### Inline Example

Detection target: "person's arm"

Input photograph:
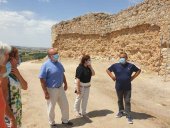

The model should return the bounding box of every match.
[131,69,141,81]
[11,68,28,90]
[88,65,95,76]
[39,63,49,99]
[106,69,116,81]
[40,78,49,100]
[76,78,81,95]
[63,73,68,91]
[60,63,68,91]
[75,66,83,94]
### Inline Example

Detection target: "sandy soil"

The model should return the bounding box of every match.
[18,59,170,128]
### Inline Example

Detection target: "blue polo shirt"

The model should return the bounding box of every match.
[39,59,65,88]
[108,62,140,90]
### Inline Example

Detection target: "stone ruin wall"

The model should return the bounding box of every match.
[52,0,170,74]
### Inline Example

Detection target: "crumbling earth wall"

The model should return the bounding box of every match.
[52,0,170,74]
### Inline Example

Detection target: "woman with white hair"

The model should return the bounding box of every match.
[0,42,11,128]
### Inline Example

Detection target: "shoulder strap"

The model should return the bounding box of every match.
[9,74,18,82]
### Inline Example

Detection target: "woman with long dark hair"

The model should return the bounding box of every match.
[74,55,95,117]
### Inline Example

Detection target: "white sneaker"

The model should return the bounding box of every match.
[75,112,82,118]
[82,114,90,118]
[115,112,124,118]
[127,116,133,124]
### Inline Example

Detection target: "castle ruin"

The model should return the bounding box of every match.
[51,0,170,75]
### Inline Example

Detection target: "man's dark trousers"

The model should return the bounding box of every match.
[116,89,131,116]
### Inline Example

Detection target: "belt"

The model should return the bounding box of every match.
[80,82,91,87]
[55,86,62,88]
[48,86,62,89]
[80,85,90,88]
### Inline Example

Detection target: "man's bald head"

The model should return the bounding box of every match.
[48,48,58,56]
[47,48,59,61]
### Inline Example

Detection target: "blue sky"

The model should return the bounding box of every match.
[0,0,143,48]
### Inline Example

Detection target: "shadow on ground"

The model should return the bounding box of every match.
[87,109,114,118]
[131,111,155,120]
[56,109,113,128]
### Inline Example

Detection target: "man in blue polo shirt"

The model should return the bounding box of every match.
[39,48,73,127]
[106,52,141,124]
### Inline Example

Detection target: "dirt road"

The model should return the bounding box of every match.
[19,59,170,128]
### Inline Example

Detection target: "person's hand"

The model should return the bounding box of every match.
[87,64,92,68]
[131,77,135,81]
[112,77,116,81]
[45,91,50,100]
[64,84,68,91]
[76,89,81,95]
[10,118,17,128]
[11,68,20,78]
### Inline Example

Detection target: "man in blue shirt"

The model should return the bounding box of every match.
[39,48,73,127]
[106,52,141,124]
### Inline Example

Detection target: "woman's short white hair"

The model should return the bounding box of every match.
[0,42,11,65]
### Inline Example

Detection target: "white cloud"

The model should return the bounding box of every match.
[19,11,36,19]
[0,10,57,47]
[0,0,7,4]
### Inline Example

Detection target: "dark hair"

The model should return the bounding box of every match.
[9,47,18,60]
[119,52,128,58]
[80,55,90,65]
